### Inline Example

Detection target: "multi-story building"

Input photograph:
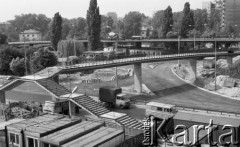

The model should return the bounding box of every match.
[222,0,240,33]
[202,1,215,14]
[19,29,42,41]
[141,26,153,38]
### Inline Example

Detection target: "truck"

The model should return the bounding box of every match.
[99,87,130,109]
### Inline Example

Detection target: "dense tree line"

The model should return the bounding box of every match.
[0,45,58,76]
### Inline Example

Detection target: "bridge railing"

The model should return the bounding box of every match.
[176,105,240,117]
[61,51,239,70]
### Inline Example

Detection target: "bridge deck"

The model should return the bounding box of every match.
[33,52,239,79]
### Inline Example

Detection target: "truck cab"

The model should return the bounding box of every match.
[116,93,130,109]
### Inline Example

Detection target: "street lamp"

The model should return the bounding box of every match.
[189,25,196,51]
[214,40,217,91]
[178,35,181,68]
[72,24,76,56]
[23,36,27,75]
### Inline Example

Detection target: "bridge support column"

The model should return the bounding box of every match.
[226,56,233,68]
[134,63,142,93]
[189,59,197,79]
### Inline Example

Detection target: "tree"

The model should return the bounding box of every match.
[180,2,194,38]
[123,11,145,38]
[61,18,71,40]
[149,30,158,39]
[51,12,62,50]
[30,47,58,73]
[208,9,221,32]
[0,45,23,75]
[162,6,173,38]
[152,10,164,30]
[101,16,114,39]
[166,31,178,38]
[9,14,51,41]
[86,0,101,51]
[116,20,124,33]
[10,57,25,76]
[0,33,7,44]
[193,9,208,33]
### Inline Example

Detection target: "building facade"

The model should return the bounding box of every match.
[223,0,240,32]
[202,1,214,14]
[19,29,42,41]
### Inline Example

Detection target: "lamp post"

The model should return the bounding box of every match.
[189,25,196,51]
[23,36,27,75]
[214,40,217,91]
[72,24,76,56]
[178,35,181,68]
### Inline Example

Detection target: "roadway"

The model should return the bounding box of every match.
[142,61,240,113]
[108,60,240,120]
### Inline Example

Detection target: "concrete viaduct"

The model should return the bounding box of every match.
[26,52,239,93]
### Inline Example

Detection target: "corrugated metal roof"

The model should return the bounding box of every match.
[8,114,81,135]
[40,121,104,145]
[62,127,123,147]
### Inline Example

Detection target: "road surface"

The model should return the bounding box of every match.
[141,61,240,113]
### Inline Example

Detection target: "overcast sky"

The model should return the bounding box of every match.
[1,0,211,22]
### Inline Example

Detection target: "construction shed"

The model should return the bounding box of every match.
[6,114,81,147]
[40,121,105,147]
[62,127,124,147]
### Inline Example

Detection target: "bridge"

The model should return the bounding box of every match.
[23,51,239,93]
[7,38,240,45]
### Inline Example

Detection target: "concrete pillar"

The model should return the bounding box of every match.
[189,59,197,79]
[226,56,233,67]
[69,100,76,117]
[134,63,142,93]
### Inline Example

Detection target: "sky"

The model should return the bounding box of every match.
[0,0,211,22]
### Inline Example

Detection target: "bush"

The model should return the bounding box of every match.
[30,47,58,73]
[0,45,23,74]
[10,57,26,76]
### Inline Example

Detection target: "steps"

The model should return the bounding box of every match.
[71,95,110,117]
[116,114,143,130]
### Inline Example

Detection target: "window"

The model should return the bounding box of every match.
[9,132,20,147]
[157,107,163,111]
[27,137,38,147]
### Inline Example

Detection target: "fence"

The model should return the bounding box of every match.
[117,133,144,147]
[176,105,240,117]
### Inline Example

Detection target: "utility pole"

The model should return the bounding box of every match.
[178,36,181,68]
[23,37,27,76]
[215,40,217,91]
[115,67,118,88]
[74,33,76,56]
